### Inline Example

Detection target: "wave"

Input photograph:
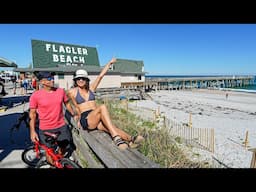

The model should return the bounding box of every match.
[219,88,256,93]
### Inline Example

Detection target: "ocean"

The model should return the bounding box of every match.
[233,84,256,91]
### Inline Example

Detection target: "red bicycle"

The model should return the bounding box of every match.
[22,131,80,168]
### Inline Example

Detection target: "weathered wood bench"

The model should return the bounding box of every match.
[64,110,160,168]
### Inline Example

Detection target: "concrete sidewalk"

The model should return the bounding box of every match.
[0,86,32,168]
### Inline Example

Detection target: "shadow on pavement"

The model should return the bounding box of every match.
[0,111,31,162]
[0,95,30,109]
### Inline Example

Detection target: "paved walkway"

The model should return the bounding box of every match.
[0,84,33,168]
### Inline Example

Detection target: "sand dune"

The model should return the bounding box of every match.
[130,89,256,168]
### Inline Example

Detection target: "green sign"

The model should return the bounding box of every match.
[31,39,100,68]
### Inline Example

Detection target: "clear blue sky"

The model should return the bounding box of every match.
[0,24,256,76]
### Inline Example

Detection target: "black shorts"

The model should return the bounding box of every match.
[80,110,93,130]
[39,124,72,149]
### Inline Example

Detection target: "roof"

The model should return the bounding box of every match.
[14,66,146,75]
[13,58,146,75]
[14,66,101,74]
[0,57,18,68]
[113,59,144,73]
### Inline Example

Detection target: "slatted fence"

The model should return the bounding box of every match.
[127,103,215,153]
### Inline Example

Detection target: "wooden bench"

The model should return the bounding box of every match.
[64,110,160,168]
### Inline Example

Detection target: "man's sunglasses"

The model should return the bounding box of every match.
[46,77,54,81]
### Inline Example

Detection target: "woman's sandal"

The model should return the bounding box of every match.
[129,135,144,148]
[113,135,129,150]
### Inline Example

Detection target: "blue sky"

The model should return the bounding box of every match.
[0,24,256,75]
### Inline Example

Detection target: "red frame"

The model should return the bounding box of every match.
[34,140,65,168]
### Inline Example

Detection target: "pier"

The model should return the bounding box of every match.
[121,76,255,91]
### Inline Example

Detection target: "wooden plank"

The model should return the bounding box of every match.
[248,148,256,152]
[250,152,256,168]
[80,130,126,168]
[64,107,160,168]
[105,131,158,167]
[72,130,104,168]
[88,130,142,168]
[86,130,160,168]
[65,110,128,167]
[127,148,160,168]
[65,110,105,168]
[248,148,256,168]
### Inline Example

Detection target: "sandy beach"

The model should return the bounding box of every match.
[129,89,256,168]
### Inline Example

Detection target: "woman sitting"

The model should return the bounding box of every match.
[68,58,144,150]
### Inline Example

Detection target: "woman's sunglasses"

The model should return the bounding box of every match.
[76,77,87,81]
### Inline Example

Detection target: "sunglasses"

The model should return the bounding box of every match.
[46,77,54,81]
[76,77,87,81]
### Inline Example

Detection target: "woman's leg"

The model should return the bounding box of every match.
[86,104,122,137]
[97,122,132,141]
[86,104,131,149]
[96,117,144,148]
[85,104,144,149]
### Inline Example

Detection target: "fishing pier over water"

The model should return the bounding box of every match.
[140,76,255,91]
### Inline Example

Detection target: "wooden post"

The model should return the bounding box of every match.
[244,130,249,148]
[211,129,215,153]
[189,113,192,128]
[126,99,128,111]
[153,110,157,123]
[163,115,166,128]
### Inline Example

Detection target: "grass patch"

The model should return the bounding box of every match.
[106,100,213,168]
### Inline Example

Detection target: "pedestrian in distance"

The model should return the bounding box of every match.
[31,75,37,91]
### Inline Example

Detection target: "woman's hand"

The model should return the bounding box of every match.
[109,58,116,65]
[73,115,81,129]
[73,114,79,122]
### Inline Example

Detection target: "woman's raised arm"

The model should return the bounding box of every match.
[90,58,116,91]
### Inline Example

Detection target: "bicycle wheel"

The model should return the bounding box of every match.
[21,145,42,167]
[60,158,80,168]
[35,157,54,168]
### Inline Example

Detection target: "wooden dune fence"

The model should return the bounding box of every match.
[167,119,215,153]
[127,103,215,153]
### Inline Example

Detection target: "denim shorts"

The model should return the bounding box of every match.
[80,110,93,130]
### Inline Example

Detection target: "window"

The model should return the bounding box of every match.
[58,73,64,79]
